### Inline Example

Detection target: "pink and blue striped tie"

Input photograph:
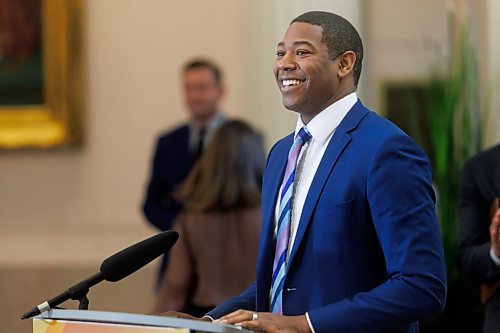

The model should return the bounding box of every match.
[270,126,311,314]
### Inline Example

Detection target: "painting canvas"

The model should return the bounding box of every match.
[0,0,83,149]
[0,0,44,106]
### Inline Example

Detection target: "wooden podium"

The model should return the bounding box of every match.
[33,309,253,333]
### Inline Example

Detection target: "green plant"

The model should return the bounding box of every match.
[420,16,485,333]
[425,17,483,282]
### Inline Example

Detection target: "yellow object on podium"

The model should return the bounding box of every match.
[33,319,189,333]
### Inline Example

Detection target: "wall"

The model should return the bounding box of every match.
[486,0,500,146]
[364,0,499,148]
[364,0,449,111]
[0,1,363,234]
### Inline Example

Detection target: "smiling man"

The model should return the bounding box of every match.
[205,11,447,333]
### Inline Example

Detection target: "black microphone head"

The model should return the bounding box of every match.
[100,230,179,282]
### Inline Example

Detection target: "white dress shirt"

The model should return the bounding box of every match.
[273,92,358,332]
[274,92,358,255]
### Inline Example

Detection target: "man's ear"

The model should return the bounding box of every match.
[337,51,356,79]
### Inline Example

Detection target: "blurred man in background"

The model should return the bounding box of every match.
[457,144,500,333]
[142,59,225,284]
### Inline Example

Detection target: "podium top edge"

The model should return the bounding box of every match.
[35,309,251,333]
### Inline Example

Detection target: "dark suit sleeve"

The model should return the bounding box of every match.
[308,134,446,333]
[206,282,257,319]
[456,159,500,283]
[143,137,182,231]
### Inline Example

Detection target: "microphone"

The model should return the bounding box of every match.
[21,230,179,320]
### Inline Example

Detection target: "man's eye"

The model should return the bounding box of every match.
[297,50,310,56]
[276,50,285,57]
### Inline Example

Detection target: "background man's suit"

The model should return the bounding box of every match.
[143,125,193,231]
[208,101,447,333]
[457,144,500,333]
[143,125,194,280]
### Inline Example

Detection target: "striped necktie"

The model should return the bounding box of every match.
[270,126,311,314]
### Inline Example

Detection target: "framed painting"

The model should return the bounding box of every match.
[0,0,83,149]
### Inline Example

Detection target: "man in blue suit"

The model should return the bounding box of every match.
[208,11,446,333]
[143,59,225,283]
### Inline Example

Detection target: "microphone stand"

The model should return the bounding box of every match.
[21,272,104,319]
[67,272,104,310]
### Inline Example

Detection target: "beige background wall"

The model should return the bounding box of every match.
[363,0,449,111]
[364,0,500,147]
[486,0,500,146]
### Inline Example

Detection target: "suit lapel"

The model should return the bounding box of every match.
[286,101,369,271]
[262,142,291,238]
[261,135,293,244]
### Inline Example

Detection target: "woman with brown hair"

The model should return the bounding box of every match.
[153,120,265,317]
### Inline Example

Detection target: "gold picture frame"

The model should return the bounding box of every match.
[0,0,83,149]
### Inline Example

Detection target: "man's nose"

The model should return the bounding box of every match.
[277,55,297,71]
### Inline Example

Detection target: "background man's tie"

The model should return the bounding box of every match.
[194,127,206,161]
[270,126,311,314]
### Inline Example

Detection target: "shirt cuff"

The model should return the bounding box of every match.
[490,248,500,268]
[202,315,215,322]
[305,312,317,333]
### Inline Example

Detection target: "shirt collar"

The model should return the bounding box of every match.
[294,92,358,144]
[190,112,225,133]
[188,112,225,152]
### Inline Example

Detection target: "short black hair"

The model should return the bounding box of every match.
[183,59,222,84]
[292,11,363,86]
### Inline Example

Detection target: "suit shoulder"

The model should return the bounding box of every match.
[465,143,500,168]
[462,144,500,191]
[355,110,430,163]
[157,124,190,144]
[361,110,409,140]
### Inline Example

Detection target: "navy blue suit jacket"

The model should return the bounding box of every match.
[208,101,446,333]
[143,125,194,280]
[143,125,194,232]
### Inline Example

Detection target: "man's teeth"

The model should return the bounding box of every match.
[282,79,303,87]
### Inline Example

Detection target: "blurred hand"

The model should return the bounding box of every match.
[153,311,211,322]
[216,309,311,333]
[491,209,500,257]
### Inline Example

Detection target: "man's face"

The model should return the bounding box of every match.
[274,22,341,119]
[183,67,222,122]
